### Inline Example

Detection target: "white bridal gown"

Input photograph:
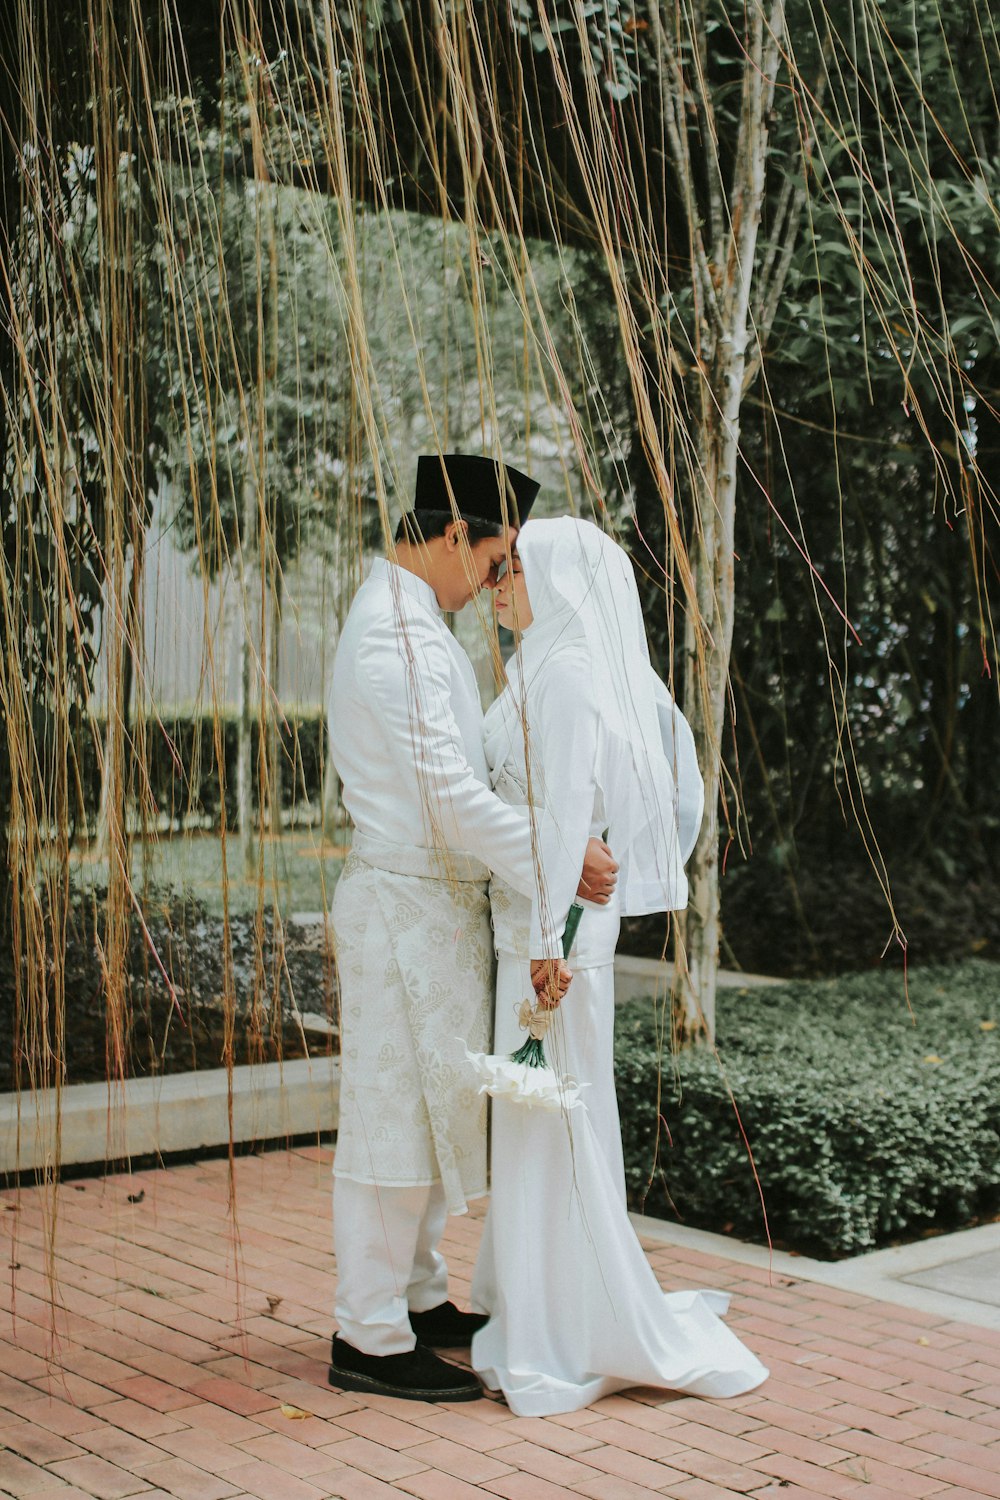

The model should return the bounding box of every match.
[470,675,768,1417]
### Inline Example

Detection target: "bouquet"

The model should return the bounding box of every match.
[465,902,587,1113]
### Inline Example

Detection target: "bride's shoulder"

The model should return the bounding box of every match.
[531,642,591,684]
[529,646,599,713]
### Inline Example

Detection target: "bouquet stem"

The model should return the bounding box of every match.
[509,1035,547,1067]
[463,887,599,1112]
[511,900,586,1066]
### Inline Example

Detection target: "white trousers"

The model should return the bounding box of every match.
[333,1176,449,1355]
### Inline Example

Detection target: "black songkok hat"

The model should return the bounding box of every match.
[414,453,540,528]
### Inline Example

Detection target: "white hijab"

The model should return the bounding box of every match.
[509,515,704,915]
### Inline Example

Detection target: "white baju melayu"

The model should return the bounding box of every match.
[328,557,538,1356]
[470,517,768,1415]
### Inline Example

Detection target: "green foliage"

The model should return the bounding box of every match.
[627,0,1000,972]
[68,710,327,833]
[0,130,171,913]
[615,961,1000,1257]
[0,885,335,1091]
[719,834,1000,976]
[157,96,378,573]
[715,354,1000,972]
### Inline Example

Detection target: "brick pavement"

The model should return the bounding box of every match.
[2,1147,999,1500]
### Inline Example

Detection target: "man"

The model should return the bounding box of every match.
[326,453,618,1402]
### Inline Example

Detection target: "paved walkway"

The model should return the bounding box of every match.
[2,1147,1000,1500]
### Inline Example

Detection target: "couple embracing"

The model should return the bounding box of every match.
[326,453,767,1415]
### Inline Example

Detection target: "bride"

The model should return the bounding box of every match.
[470,515,768,1416]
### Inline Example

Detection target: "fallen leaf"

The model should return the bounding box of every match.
[266,1294,283,1313]
[980,1020,996,1031]
[280,1404,311,1420]
[922,1054,943,1065]
[917,1336,931,1346]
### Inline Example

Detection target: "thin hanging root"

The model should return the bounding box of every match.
[0,0,995,1283]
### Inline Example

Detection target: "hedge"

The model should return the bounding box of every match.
[614,959,1000,1258]
[621,839,1000,979]
[67,710,327,830]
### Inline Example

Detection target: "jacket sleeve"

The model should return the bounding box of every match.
[355,610,537,896]
[526,659,603,959]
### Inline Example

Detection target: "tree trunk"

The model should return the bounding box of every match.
[677,392,741,1042]
[675,0,787,1043]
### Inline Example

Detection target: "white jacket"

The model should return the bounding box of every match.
[329,557,535,894]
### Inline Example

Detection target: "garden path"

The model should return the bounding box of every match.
[2,1147,999,1500]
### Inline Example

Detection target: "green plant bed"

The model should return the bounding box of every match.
[0,885,339,1092]
[614,959,1000,1259]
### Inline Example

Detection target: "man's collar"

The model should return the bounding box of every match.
[370,555,443,618]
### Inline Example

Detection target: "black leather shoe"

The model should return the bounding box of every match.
[409,1300,490,1348]
[328,1335,483,1402]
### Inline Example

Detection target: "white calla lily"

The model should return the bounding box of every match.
[464,1047,588,1113]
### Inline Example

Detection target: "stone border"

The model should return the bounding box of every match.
[613,952,781,1005]
[0,1055,339,1177]
[4,1043,996,1332]
[0,951,773,1177]
[632,1211,1000,1332]
[283,928,781,1007]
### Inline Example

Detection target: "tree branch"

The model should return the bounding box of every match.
[748,37,831,386]
[687,0,724,253]
[646,3,719,332]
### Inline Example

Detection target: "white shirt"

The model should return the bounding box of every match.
[329,557,536,895]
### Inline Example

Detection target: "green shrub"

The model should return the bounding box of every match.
[614,959,1000,1258]
[72,710,327,831]
[621,839,1000,977]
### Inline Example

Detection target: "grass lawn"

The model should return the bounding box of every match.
[65,827,347,918]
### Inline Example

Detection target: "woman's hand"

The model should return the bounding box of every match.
[578,837,619,904]
[530,957,573,1009]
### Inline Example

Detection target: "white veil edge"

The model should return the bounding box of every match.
[516,516,705,917]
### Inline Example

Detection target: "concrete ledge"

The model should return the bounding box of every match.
[631,1211,1000,1332]
[1,949,775,1170]
[0,1056,340,1176]
[613,953,781,1005]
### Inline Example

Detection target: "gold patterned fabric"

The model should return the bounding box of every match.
[330,835,494,1215]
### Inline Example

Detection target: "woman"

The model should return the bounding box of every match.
[470,515,767,1416]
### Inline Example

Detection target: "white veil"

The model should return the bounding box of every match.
[513,516,704,915]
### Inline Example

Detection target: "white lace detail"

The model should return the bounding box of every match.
[331,849,494,1214]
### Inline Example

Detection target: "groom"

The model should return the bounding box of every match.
[326,453,618,1402]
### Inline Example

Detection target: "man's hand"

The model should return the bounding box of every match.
[530,957,572,1009]
[578,837,619,905]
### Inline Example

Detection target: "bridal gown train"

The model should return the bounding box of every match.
[470,687,768,1417]
[471,943,769,1415]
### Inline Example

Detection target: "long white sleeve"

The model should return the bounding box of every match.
[525,657,603,958]
[653,675,704,864]
[355,612,538,896]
